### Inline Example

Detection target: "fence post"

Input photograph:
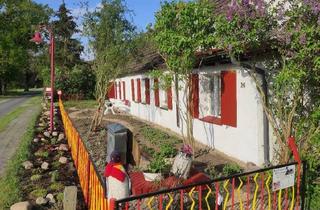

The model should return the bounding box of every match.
[109,198,116,210]
[300,160,307,210]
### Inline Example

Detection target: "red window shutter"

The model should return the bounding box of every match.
[131,79,135,101]
[154,78,160,107]
[118,82,122,100]
[167,86,173,110]
[191,74,199,118]
[145,78,150,104]
[221,71,237,127]
[107,82,115,99]
[137,79,141,103]
[122,81,126,100]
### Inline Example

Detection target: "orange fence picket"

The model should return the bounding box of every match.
[59,99,113,210]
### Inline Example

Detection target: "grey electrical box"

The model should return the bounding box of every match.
[106,123,128,164]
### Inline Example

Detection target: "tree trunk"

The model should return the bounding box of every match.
[24,71,29,92]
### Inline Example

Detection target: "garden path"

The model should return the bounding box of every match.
[0,98,40,176]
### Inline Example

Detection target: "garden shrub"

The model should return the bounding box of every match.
[222,163,242,176]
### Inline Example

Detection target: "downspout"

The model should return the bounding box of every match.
[240,62,270,165]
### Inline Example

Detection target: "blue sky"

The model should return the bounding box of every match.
[33,0,162,59]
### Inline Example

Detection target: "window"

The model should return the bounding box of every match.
[199,73,221,118]
[159,88,168,108]
[191,71,237,127]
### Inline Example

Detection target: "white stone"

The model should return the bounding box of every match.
[33,138,39,143]
[63,186,77,210]
[41,138,46,142]
[46,193,56,204]
[59,157,68,164]
[41,162,49,170]
[58,144,68,151]
[58,133,65,141]
[22,161,33,170]
[35,197,48,205]
[43,131,50,138]
[43,111,50,116]
[38,123,45,127]
[52,131,58,137]
[10,201,32,210]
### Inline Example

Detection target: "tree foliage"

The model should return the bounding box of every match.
[214,0,319,207]
[0,0,51,93]
[83,0,136,131]
[52,3,83,71]
[153,0,215,147]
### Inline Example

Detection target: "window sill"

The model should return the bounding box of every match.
[159,106,169,111]
[200,116,222,125]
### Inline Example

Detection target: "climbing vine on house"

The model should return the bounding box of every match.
[153,0,215,148]
[214,0,319,208]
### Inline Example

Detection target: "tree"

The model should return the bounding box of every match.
[52,2,83,71]
[83,0,136,131]
[0,0,51,94]
[214,0,319,207]
[153,0,215,148]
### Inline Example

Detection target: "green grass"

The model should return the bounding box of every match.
[64,99,97,109]
[0,97,41,209]
[0,96,41,132]
[0,88,42,98]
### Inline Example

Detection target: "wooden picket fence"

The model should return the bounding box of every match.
[59,99,115,210]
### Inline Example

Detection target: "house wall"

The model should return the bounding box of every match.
[113,64,267,166]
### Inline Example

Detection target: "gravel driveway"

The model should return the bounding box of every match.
[0,97,41,176]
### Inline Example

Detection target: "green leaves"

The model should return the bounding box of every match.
[154,1,215,75]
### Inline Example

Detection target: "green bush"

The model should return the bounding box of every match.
[148,153,171,173]
[204,164,219,179]
[141,126,182,146]
[159,143,177,158]
[30,188,47,198]
[55,64,96,99]
[30,174,42,182]
[222,163,242,176]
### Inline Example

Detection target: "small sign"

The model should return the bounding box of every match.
[272,165,295,191]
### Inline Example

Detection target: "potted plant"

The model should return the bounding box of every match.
[171,144,193,179]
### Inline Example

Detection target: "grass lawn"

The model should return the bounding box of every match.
[0,88,42,98]
[63,99,97,109]
[0,97,41,209]
[0,96,41,132]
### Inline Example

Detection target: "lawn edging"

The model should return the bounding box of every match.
[0,98,41,209]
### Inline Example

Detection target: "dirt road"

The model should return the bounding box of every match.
[0,97,41,176]
[0,95,36,118]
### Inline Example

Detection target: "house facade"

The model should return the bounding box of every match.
[108,56,272,166]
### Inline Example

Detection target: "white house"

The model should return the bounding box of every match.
[107,51,272,166]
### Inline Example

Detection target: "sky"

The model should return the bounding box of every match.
[33,0,162,60]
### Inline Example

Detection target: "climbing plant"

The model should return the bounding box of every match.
[153,0,215,148]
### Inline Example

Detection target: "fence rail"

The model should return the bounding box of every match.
[115,161,306,210]
[59,99,115,210]
[59,98,306,210]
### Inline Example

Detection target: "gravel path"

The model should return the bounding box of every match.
[0,97,41,176]
[0,97,32,118]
